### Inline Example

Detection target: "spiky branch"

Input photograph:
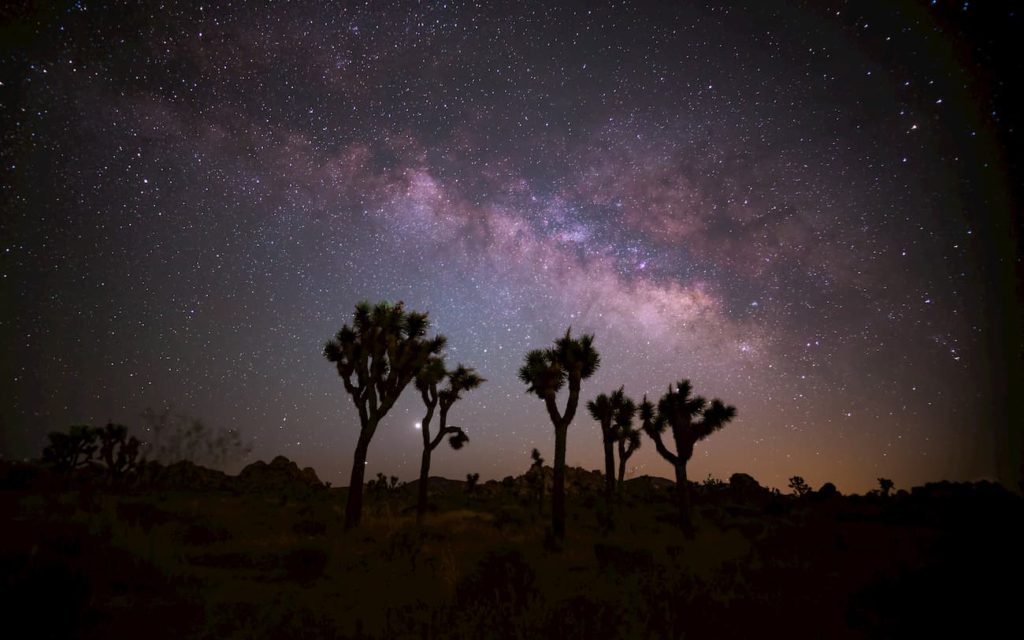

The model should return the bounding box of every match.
[414,360,484,523]
[588,386,636,507]
[641,380,737,527]
[519,328,600,540]
[324,301,446,530]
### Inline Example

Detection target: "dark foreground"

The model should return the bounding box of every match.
[2,459,1021,639]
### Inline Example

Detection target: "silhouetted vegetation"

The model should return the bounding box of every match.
[465,473,480,494]
[324,301,446,530]
[367,472,404,497]
[640,381,737,527]
[42,425,100,472]
[587,386,637,509]
[4,454,1020,639]
[42,423,142,480]
[519,328,600,540]
[414,358,484,523]
[878,477,895,497]
[616,409,642,493]
[13,300,1021,637]
[789,475,811,497]
[96,423,142,479]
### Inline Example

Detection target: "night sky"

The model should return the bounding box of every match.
[2,1,1020,493]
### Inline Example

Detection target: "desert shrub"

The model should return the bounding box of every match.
[542,594,627,639]
[594,542,655,575]
[280,547,328,583]
[383,528,422,560]
[703,474,726,489]
[180,522,232,545]
[293,518,328,536]
[457,548,536,610]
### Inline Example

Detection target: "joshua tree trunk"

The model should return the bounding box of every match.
[617,441,627,491]
[417,447,431,524]
[603,433,616,506]
[552,423,568,540]
[345,423,376,530]
[674,460,690,528]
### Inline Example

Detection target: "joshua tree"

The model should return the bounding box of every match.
[641,380,737,527]
[324,301,446,530]
[587,387,637,505]
[877,477,895,497]
[414,359,485,523]
[789,475,811,497]
[96,423,141,479]
[466,473,480,494]
[519,328,600,540]
[42,425,98,471]
[616,414,642,492]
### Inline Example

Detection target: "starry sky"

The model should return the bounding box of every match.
[2,1,1021,493]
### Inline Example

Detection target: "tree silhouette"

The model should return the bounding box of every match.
[414,359,484,523]
[519,328,600,540]
[96,423,141,479]
[587,387,637,506]
[324,301,446,530]
[616,412,642,492]
[640,380,737,527]
[42,425,98,471]
[789,476,811,497]
[877,477,894,497]
[42,423,142,480]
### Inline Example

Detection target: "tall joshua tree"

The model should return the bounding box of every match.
[641,380,736,527]
[415,359,485,523]
[587,387,636,505]
[615,409,642,492]
[519,328,600,540]
[324,301,446,530]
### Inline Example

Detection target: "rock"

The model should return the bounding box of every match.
[816,482,840,499]
[236,456,325,495]
[129,459,231,491]
[728,472,772,504]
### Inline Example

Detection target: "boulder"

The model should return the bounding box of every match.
[236,456,325,495]
[128,460,230,491]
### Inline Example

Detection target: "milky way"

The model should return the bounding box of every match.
[3,1,1020,491]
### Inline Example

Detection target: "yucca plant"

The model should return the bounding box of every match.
[587,386,637,506]
[519,328,600,540]
[324,301,446,530]
[641,380,736,527]
[414,359,485,523]
[615,407,642,492]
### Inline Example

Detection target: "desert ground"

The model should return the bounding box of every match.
[2,457,1021,639]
